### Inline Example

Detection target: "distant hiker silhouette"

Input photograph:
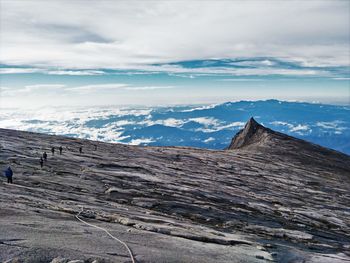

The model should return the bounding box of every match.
[59,146,63,155]
[94,145,97,151]
[43,152,47,161]
[40,157,44,168]
[51,147,55,155]
[79,146,83,154]
[4,166,13,184]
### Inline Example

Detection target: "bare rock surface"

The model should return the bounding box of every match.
[1,118,350,262]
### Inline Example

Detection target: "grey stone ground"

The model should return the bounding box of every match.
[0,119,349,262]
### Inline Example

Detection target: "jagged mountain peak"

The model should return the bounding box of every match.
[228,117,271,149]
[227,118,350,172]
[245,117,262,131]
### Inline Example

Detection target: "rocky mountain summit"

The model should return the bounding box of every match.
[1,118,349,263]
[228,117,267,149]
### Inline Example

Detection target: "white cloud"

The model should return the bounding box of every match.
[219,122,245,130]
[271,121,311,134]
[124,86,174,91]
[113,120,136,126]
[230,59,276,67]
[129,138,155,145]
[0,68,106,76]
[48,70,105,75]
[189,117,221,127]
[332,77,350,81]
[1,84,66,96]
[316,121,347,133]
[216,78,265,82]
[133,64,325,76]
[162,118,185,127]
[0,68,44,74]
[0,1,348,69]
[25,84,66,90]
[64,84,174,93]
[204,137,215,143]
[271,121,291,127]
[290,124,309,132]
[2,82,176,98]
[316,121,338,129]
[139,118,185,127]
[0,86,11,91]
[1,65,329,77]
[196,121,245,133]
[65,83,128,93]
[181,104,218,112]
[0,106,153,143]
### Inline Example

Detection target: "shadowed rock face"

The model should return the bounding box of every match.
[228,117,267,149]
[229,117,350,173]
[0,119,350,263]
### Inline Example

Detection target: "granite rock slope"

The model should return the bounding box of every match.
[0,118,349,263]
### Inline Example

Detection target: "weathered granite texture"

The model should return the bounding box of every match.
[1,119,349,262]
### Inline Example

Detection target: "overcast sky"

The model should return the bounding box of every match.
[0,0,349,108]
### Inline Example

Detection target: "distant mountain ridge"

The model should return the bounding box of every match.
[0,100,349,154]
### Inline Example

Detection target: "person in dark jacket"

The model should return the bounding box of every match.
[40,157,44,168]
[43,152,47,161]
[79,146,83,154]
[4,166,13,184]
[59,146,63,155]
[51,147,55,155]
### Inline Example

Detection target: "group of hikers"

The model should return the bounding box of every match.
[39,146,64,168]
[3,145,85,184]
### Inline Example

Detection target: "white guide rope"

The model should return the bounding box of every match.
[75,208,136,263]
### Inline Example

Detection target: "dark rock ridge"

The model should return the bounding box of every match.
[228,117,350,173]
[0,118,350,263]
[228,117,267,149]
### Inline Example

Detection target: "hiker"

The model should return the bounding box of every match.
[4,166,13,184]
[79,146,83,154]
[59,146,63,155]
[40,157,44,168]
[94,145,97,151]
[43,152,47,161]
[51,147,55,155]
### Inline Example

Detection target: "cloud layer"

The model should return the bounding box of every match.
[0,100,349,153]
[1,1,349,69]
[0,1,349,108]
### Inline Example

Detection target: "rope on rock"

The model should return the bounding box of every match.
[75,207,136,263]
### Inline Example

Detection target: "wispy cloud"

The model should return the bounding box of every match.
[0,61,343,78]
[1,84,66,96]
[230,59,276,67]
[271,121,311,135]
[65,84,175,93]
[216,78,265,82]
[332,77,350,81]
[65,83,128,93]
[129,64,327,77]
[129,138,155,145]
[0,68,44,74]
[124,86,174,91]
[316,121,347,132]
[0,68,105,76]
[24,84,66,90]
[47,70,105,76]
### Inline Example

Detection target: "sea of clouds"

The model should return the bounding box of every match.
[1,100,349,154]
